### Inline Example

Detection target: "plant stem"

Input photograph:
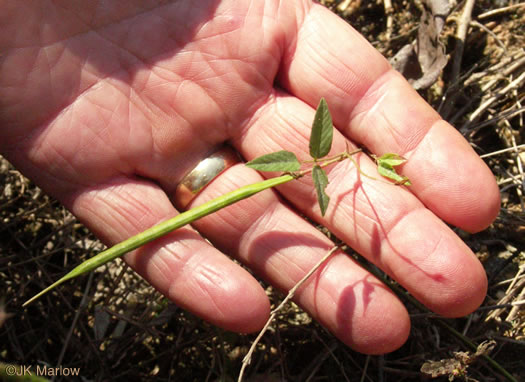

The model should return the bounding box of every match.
[23,149,363,307]
[300,148,362,169]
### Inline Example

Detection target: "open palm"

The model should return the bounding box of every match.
[0,0,499,353]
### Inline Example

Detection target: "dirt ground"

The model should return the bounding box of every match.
[1,1,524,381]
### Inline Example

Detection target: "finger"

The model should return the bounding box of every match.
[235,93,487,318]
[61,176,270,333]
[181,161,410,354]
[278,3,500,233]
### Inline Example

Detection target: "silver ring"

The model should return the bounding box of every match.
[174,145,239,209]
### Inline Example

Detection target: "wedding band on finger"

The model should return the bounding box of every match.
[174,145,240,209]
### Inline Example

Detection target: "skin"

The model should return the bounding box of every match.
[0,0,500,354]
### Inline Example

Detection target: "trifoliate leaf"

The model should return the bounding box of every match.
[374,153,411,185]
[246,150,301,172]
[312,165,330,216]
[309,98,333,159]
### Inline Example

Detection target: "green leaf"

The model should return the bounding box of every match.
[376,153,408,167]
[246,150,301,172]
[312,165,330,216]
[375,153,411,186]
[309,98,333,159]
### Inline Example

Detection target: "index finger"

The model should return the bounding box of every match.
[278,3,500,232]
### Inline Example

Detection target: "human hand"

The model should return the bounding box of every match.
[0,1,499,353]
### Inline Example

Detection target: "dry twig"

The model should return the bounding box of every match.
[461,71,525,132]
[478,3,525,20]
[238,245,340,382]
[383,0,394,41]
[485,276,525,322]
[450,0,476,84]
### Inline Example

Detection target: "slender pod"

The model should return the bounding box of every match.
[23,174,295,306]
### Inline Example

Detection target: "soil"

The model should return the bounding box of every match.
[1,1,524,381]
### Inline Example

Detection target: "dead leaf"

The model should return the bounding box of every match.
[390,0,451,89]
[474,340,496,358]
[421,356,468,381]
[94,306,111,340]
[421,340,496,380]
[0,299,13,328]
